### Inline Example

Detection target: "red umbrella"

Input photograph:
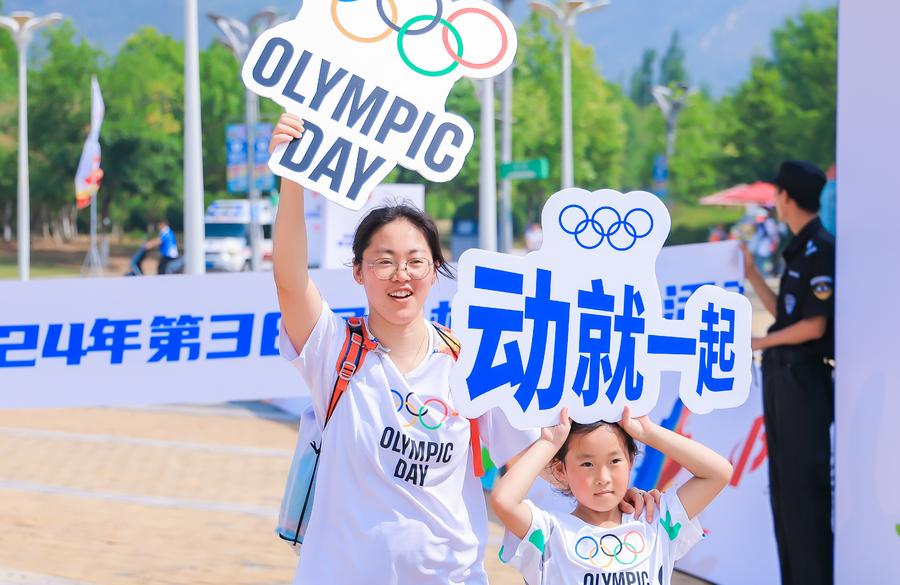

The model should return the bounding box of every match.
[699,181,777,207]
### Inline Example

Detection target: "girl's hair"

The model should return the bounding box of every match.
[550,421,639,495]
[352,203,455,279]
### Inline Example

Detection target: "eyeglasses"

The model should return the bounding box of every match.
[365,257,434,280]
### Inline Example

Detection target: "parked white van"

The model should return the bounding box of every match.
[204,199,274,272]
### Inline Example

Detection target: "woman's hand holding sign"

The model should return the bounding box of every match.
[269,113,304,153]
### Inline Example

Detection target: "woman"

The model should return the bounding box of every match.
[270,113,656,584]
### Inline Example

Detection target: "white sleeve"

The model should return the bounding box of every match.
[278,301,346,427]
[477,407,540,468]
[498,500,552,585]
[659,490,705,561]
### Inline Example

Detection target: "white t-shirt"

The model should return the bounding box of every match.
[280,302,539,585]
[499,491,704,585]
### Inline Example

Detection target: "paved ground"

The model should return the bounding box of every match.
[0,402,714,585]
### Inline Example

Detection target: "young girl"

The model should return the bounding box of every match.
[269,113,657,584]
[491,407,733,585]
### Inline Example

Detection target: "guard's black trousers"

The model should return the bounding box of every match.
[762,350,834,585]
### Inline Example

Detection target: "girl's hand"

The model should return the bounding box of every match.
[540,407,571,449]
[269,113,304,154]
[618,406,653,442]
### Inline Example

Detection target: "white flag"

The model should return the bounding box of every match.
[75,76,105,209]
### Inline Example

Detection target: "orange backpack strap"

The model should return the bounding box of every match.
[431,322,484,478]
[325,317,377,424]
[468,418,484,477]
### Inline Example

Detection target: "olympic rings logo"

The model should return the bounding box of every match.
[574,530,646,568]
[390,389,460,430]
[331,0,510,77]
[558,205,654,251]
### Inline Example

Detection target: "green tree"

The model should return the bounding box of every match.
[628,49,656,106]
[26,20,104,237]
[102,27,184,231]
[669,92,726,201]
[719,7,836,184]
[772,7,837,169]
[618,99,664,192]
[508,13,626,229]
[200,43,244,199]
[659,31,688,87]
[0,0,20,237]
[719,59,788,184]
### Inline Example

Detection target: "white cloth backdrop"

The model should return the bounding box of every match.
[835,1,900,582]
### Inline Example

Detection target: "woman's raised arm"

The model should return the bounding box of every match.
[270,114,323,354]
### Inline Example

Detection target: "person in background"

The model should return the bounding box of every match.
[708,223,727,242]
[144,220,180,275]
[741,160,834,585]
[524,222,543,252]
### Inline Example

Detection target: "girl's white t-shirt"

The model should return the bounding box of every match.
[499,491,704,585]
[280,302,539,585]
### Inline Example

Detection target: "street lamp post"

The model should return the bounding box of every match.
[652,83,690,168]
[184,0,205,275]
[499,0,514,253]
[478,77,498,253]
[208,9,278,272]
[0,11,63,281]
[529,0,609,190]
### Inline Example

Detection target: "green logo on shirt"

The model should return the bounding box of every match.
[529,529,546,553]
[661,511,682,541]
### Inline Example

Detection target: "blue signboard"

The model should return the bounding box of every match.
[227,123,275,193]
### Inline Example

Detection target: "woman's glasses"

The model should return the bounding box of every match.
[365,258,434,280]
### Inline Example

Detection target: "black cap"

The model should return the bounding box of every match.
[771,160,827,212]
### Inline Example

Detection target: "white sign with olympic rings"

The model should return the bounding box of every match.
[449,188,754,428]
[242,0,517,210]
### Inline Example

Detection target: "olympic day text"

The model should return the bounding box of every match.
[241,1,517,210]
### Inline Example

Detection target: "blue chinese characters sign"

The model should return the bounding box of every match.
[450,189,753,429]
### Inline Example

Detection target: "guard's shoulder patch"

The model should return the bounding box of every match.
[810,275,833,301]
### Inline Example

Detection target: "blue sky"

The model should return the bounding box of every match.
[8,0,836,95]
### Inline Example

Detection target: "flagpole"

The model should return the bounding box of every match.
[82,194,102,276]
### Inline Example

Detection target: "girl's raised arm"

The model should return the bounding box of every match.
[270,114,323,354]
[619,407,733,519]
[490,409,571,539]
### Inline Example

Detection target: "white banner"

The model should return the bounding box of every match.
[0,242,741,410]
[0,270,455,409]
[642,366,778,584]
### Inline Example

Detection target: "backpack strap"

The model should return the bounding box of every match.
[325,317,377,425]
[431,323,485,478]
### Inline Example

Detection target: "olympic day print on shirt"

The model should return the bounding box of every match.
[242,0,517,210]
[500,494,704,585]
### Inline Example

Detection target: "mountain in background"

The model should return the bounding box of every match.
[6,0,835,95]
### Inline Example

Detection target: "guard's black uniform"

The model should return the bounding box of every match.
[762,216,835,585]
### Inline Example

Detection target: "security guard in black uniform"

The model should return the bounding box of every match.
[742,161,834,585]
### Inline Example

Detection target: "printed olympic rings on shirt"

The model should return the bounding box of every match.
[330,0,510,77]
[390,389,458,430]
[574,531,645,568]
[558,204,654,251]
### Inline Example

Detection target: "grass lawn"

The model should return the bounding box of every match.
[0,257,81,280]
[667,204,744,245]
